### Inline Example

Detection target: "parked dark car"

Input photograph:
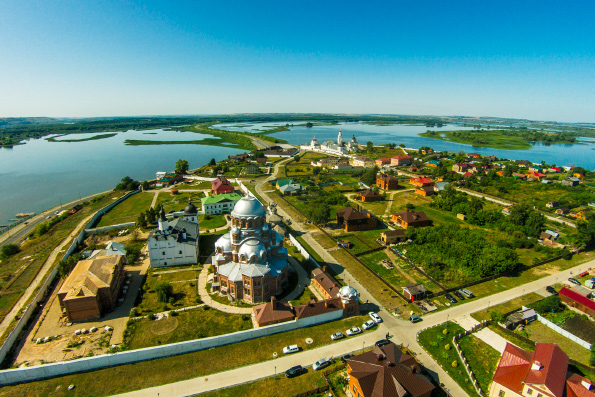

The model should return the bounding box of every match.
[445,293,457,304]
[285,365,305,378]
[375,339,390,347]
[568,277,581,286]
[340,354,354,363]
[410,315,422,323]
[453,290,465,300]
[546,286,558,295]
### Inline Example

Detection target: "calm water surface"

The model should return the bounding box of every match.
[216,122,595,170]
[0,129,239,225]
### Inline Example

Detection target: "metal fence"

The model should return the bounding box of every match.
[536,314,592,349]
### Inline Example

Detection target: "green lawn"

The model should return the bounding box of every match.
[155,191,205,213]
[417,322,477,396]
[1,315,368,397]
[136,270,200,314]
[471,292,543,322]
[127,307,253,350]
[198,214,228,231]
[457,334,501,393]
[96,192,154,227]
[419,130,533,150]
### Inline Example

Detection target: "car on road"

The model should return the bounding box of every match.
[453,290,465,300]
[409,315,422,323]
[369,312,383,323]
[340,354,354,363]
[285,365,305,378]
[460,288,474,298]
[568,277,581,286]
[375,339,390,347]
[362,320,376,330]
[313,358,331,371]
[283,345,300,354]
[445,293,457,304]
[331,332,345,340]
[346,327,362,336]
[546,286,558,295]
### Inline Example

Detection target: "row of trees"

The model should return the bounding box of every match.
[137,204,164,228]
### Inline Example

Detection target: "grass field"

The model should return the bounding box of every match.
[136,270,200,314]
[417,322,477,396]
[471,292,543,322]
[154,191,205,213]
[457,334,501,393]
[1,314,368,396]
[127,307,252,350]
[96,192,154,227]
[198,214,228,231]
[419,130,532,150]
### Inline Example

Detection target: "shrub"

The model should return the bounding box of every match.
[130,308,138,317]
[242,314,251,321]
[444,344,451,351]
[452,360,459,368]
[442,329,448,335]
[148,313,157,320]
[0,244,20,259]
[490,310,505,324]
[169,310,179,317]
[155,281,173,303]
[529,295,561,314]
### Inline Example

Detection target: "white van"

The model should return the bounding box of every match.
[461,289,474,298]
[283,345,300,354]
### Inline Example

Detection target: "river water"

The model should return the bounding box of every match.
[216,122,595,170]
[0,129,239,225]
[1,122,593,226]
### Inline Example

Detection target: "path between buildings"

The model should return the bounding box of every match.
[454,315,508,354]
[382,189,415,219]
[279,257,310,302]
[0,212,98,339]
[197,263,253,315]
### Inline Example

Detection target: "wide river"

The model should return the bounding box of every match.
[1,122,593,226]
[0,129,239,226]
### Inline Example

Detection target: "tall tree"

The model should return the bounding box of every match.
[175,159,189,174]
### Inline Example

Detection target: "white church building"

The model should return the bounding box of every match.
[148,203,200,268]
[300,129,360,156]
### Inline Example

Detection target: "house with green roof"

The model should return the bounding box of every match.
[275,178,293,189]
[201,193,242,215]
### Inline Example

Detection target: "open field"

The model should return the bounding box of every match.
[1,314,368,396]
[471,292,543,322]
[420,129,533,150]
[96,192,154,227]
[198,214,228,231]
[127,307,252,350]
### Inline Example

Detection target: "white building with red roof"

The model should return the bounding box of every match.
[489,343,595,397]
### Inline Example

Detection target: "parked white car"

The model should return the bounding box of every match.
[331,332,345,340]
[362,320,376,330]
[346,327,362,336]
[369,312,383,323]
[282,345,300,354]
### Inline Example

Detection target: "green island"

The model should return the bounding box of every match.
[420,129,577,150]
[45,133,118,143]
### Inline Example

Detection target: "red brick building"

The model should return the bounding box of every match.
[376,173,399,190]
[356,189,382,202]
[392,211,431,229]
[336,206,379,232]
[346,343,435,397]
[559,286,595,317]
[57,255,125,322]
[391,155,414,166]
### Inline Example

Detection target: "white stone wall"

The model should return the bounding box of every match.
[0,308,342,386]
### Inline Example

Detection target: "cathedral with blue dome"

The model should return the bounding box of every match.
[211,195,289,303]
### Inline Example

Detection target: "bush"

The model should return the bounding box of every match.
[490,310,505,324]
[0,244,20,259]
[169,310,179,317]
[155,281,173,303]
[130,308,138,317]
[442,329,448,335]
[452,360,459,368]
[444,344,451,351]
[529,296,561,314]
[148,313,157,320]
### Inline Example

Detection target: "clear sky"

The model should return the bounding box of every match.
[1,1,594,122]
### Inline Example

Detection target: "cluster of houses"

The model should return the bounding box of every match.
[271,178,306,196]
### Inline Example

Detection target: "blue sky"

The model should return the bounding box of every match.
[1,1,594,122]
